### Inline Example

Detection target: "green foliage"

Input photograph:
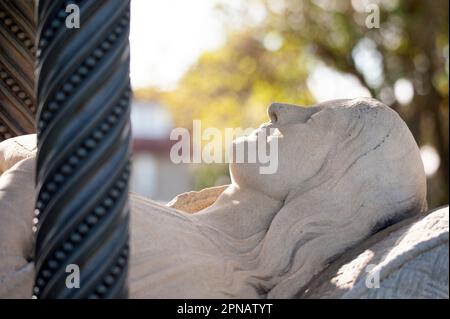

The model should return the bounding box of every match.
[161,31,315,131]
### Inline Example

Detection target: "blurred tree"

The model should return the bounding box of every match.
[138,0,448,207]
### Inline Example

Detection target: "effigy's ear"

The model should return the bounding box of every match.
[0,155,36,298]
[0,134,36,175]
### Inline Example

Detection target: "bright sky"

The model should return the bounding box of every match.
[130,0,375,100]
[130,0,226,90]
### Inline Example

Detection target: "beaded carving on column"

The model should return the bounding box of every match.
[0,0,36,141]
[34,0,131,298]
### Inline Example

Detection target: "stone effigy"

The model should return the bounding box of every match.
[130,98,428,298]
[1,98,447,298]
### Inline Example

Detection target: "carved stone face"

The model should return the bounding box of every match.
[230,101,329,199]
[230,98,427,207]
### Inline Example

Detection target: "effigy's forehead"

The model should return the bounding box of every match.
[306,98,398,134]
[309,98,394,125]
[313,97,384,110]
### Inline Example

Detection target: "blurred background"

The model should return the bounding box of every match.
[128,0,448,208]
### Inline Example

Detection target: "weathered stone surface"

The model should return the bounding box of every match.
[0,135,36,298]
[0,134,36,174]
[166,184,449,299]
[302,206,448,298]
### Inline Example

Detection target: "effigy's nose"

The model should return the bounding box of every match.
[268,102,317,125]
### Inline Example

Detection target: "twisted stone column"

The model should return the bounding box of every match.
[0,0,36,141]
[34,0,131,298]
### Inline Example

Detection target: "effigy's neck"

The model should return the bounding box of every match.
[193,184,283,241]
